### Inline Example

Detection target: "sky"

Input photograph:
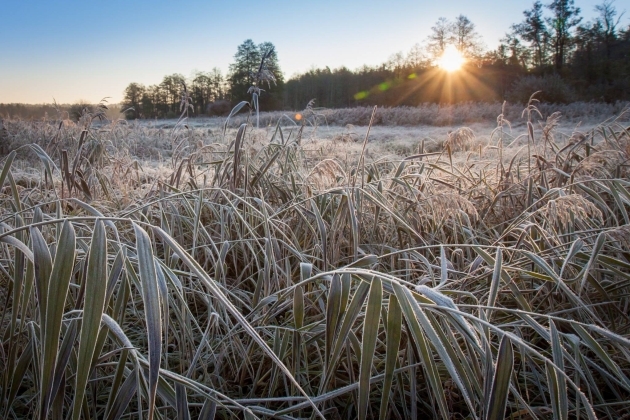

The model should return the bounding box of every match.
[0,0,622,104]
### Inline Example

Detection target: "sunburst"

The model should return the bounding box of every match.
[437,45,465,72]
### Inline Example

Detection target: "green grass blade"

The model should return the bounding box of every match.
[0,150,16,189]
[6,333,34,411]
[50,320,78,404]
[546,359,562,420]
[176,383,191,420]
[311,200,328,269]
[409,286,475,412]
[358,277,382,420]
[487,247,502,311]
[73,219,108,420]
[392,282,449,419]
[325,273,342,370]
[41,220,75,418]
[232,123,247,190]
[199,399,217,420]
[579,232,606,296]
[133,222,163,420]
[294,285,304,329]
[380,293,401,420]
[572,324,630,390]
[105,369,138,420]
[321,280,370,392]
[486,335,513,420]
[0,235,34,263]
[550,321,568,420]
[30,225,52,334]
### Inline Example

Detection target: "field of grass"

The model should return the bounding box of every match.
[1,99,630,419]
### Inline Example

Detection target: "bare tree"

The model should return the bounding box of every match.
[386,51,406,77]
[452,15,484,58]
[406,43,429,68]
[426,17,454,58]
[426,16,484,62]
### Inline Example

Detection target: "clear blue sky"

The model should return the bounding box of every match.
[0,0,621,104]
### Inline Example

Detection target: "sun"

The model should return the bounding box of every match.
[437,45,466,72]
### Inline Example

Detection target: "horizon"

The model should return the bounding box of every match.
[1,0,622,105]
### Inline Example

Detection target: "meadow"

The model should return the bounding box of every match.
[1,98,630,419]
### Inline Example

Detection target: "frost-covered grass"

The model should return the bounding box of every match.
[1,100,630,419]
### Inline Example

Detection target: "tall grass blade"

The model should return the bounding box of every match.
[105,369,138,420]
[579,232,606,295]
[392,282,449,419]
[0,150,16,188]
[546,359,562,420]
[199,399,217,420]
[72,220,108,420]
[487,247,502,312]
[294,285,304,329]
[6,333,34,412]
[358,277,382,420]
[550,321,568,420]
[321,280,370,392]
[133,222,163,420]
[572,324,630,389]
[176,383,191,420]
[30,225,52,331]
[325,273,342,370]
[380,293,401,420]
[485,335,513,420]
[223,101,250,139]
[41,220,76,418]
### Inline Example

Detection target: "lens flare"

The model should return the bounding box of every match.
[437,45,465,72]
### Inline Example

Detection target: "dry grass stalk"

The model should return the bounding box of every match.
[445,127,476,152]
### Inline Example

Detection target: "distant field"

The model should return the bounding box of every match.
[1,101,630,419]
[27,100,622,168]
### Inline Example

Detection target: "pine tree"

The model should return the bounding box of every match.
[228,40,262,103]
[546,0,582,71]
[228,40,284,110]
[191,69,225,115]
[512,1,549,69]
[426,16,484,62]
[257,41,284,110]
[452,15,484,58]
[122,83,146,119]
[426,17,454,59]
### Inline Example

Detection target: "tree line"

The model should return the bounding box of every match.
[121,68,226,120]
[286,0,630,109]
[0,102,121,122]
[120,39,285,120]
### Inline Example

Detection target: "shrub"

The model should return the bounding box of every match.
[206,99,231,116]
[508,74,577,103]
